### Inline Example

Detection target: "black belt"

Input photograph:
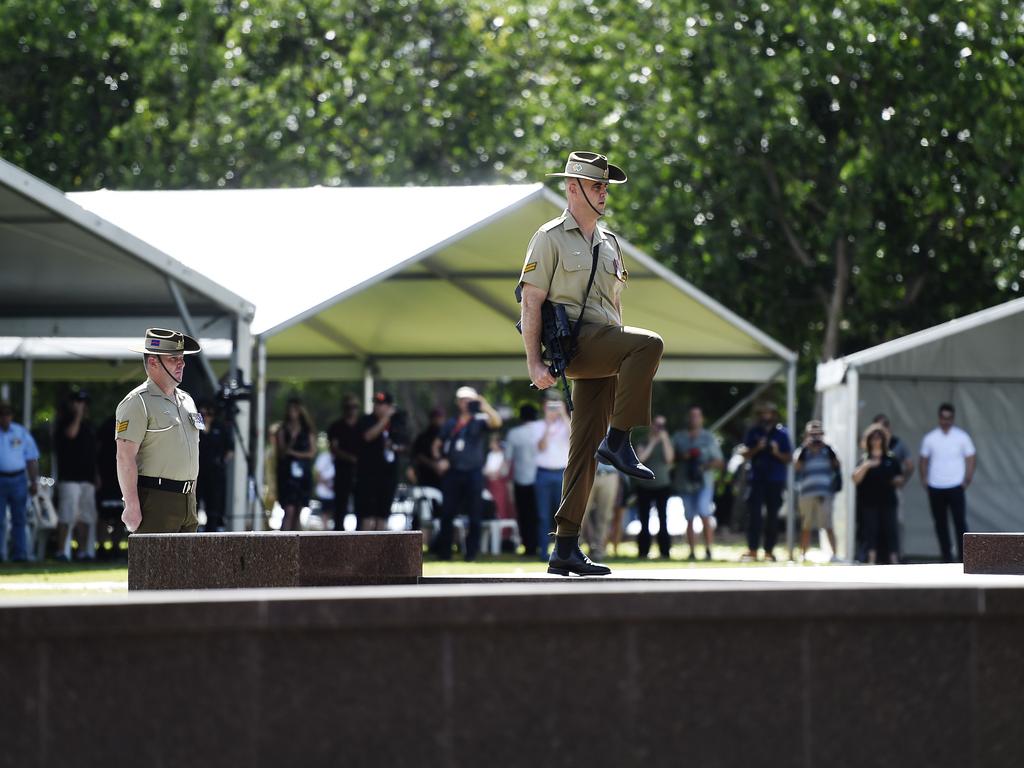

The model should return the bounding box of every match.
[138,475,196,494]
[0,469,25,477]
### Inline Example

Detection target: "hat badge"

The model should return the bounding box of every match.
[572,162,583,172]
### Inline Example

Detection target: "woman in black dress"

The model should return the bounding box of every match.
[275,397,317,531]
[852,425,904,564]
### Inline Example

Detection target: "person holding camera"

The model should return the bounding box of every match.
[433,386,502,561]
[672,406,724,561]
[854,424,904,564]
[517,150,663,576]
[634,415,676,559]
[354,391,407,531]
[794,420,841,561]
[742,402,792,561]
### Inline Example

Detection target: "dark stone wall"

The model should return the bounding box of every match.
[128,531,423,589]
[1,581,1022,768]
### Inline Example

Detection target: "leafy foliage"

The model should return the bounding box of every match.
[3,0,1024,416]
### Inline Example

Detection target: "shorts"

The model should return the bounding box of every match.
[681,485,714,521]
[799,495,833,531]
[57,481,97,525]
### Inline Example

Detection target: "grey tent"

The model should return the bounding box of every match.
[0,158,256,528]
[817,297,1024,559]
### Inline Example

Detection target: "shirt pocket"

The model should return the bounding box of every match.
[559,253,592,273]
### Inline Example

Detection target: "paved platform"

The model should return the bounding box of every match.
[422,562,1024,587]
[2,562,1022,766]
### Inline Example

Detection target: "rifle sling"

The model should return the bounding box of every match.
[567,243,600,354]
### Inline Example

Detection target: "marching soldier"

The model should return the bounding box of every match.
[518,150,663,576]
[115,328,204,534]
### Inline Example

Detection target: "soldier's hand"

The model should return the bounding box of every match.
[529,361,556,390]
[122,502,143,533]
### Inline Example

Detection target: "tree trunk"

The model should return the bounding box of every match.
[821,236,850,363]
[814,237,851,419]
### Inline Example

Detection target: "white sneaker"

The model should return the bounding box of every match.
[829,555,843,564]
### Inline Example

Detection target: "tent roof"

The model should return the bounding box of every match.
[0,158,254,339]
[0,337,236,383]
[817,296,1024,390]
[70,185,795,382]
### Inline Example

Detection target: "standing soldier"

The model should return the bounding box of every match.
[518,151,664,575]
[115,328,204,534]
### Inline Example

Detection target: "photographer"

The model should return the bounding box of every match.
[433,386,502,561]
[354,392,407,531]
[633,415,676,559]
[742,402,792,561]
[794,420,840,561]
[671,406,724,561]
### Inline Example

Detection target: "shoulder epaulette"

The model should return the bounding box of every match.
[538,214,567,233]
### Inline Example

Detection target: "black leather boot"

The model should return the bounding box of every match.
[596,436,655,481]
[548,537,612,576]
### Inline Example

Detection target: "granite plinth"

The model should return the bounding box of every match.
[128,531,422,589]
[2,579,1024,767]
[963,532,1024,574]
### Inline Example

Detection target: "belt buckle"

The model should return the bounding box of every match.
[182,480,193,494]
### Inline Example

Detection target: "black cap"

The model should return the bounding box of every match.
[373,391,394,405]
[72,388,90,401]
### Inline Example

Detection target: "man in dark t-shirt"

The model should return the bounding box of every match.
[742,402,792,562]
[433,386,502,561]
[197,402,233,531]
[327,394,361,529]
[54,390,99,560]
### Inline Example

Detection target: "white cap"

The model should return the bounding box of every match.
[455,386,478,400]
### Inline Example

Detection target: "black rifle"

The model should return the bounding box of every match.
[538,301,576,412]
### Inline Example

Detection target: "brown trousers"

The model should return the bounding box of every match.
[135,486,199,534]
[555,323,663,535]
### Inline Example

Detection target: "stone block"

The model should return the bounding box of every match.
[963,533,1024,575]
[128,531,422,590]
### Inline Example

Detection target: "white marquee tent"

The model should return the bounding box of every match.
[71,183,800,535]
[817,297,1024,559]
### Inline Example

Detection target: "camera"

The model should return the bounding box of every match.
[214,370,252,421]
[468,400,481,414]
[389,409,410,445]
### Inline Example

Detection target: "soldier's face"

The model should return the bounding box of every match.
[573,180,608,211]
[165,354,185,381]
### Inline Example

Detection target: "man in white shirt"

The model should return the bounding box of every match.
[919,402,976,563]
[533,398,570,561]
[503,404,541,558]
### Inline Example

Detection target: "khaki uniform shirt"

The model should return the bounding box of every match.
[115,379,201,481]
[518,209,627,327]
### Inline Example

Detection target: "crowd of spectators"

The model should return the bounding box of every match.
[0,385,980,565]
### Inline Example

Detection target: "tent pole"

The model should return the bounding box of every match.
[253,337,267,532]
[785,360,797,560]
[844,366,860,560]
[227,318,252,532]
[22,357,33,428]
[363,363,375,413]
[166,276,219,392]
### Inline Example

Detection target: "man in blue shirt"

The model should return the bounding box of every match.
[743,402,792,561]
[0,401,40,562]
